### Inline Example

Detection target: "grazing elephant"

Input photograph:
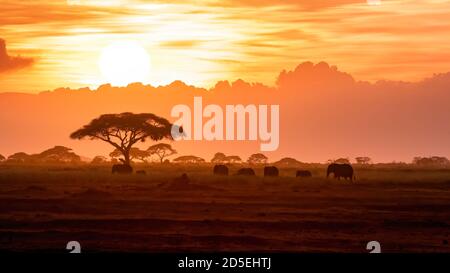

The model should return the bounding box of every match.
[236,168,256,176]
[213,165,229,176]
[112,164,133,174]
[296,170,312,178]
[264,166,279,177]
[327,163,354,181]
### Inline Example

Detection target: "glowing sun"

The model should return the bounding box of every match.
[99,40,151,86]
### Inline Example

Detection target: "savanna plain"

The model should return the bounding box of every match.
[0,164,449,253]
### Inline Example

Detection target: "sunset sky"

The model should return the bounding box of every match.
[1,0,450,162]
[2,0,450,92]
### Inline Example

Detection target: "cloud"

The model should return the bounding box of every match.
[0,39,34,73]
[3,0,450,90]
[160,40,201,48]
[1,61,450,162]
[202,0,363,11]
[276,61,355,91]
[0,1,125,26]
[140,0,362,11]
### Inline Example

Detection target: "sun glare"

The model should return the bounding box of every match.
[99,40,151,86]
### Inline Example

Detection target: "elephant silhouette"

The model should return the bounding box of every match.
[213,165,229,176]
[327,163,354,181]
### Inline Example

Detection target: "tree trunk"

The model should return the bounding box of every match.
[123,150,131,166]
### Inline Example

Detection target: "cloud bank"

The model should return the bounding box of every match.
[0,62,449,162]
[0,39,34,73]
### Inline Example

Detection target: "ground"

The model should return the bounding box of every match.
[0,164,449,253]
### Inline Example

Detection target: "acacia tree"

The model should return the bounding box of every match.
[147,143,177,163]
[355,157,372,165]
[173,156,205,164]
[335,158,351,164]
[274,157,302,166]
[38,146,81,163]
[224,155,242,164]
[110,147,150,163]
[91,156,109,165]
[211,152,227,163]
[247,153,268,164]
[109,149,122,161]
[7,152,31,163]
[413,156,450,166]
[70,113,174,166]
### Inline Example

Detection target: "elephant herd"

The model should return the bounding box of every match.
[112,163,355,181]
[213,163,355,181]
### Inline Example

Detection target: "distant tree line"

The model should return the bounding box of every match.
[1,148,449,167]
[413,156,450,166]
[3,146,81,164]
[0,143,178,165]
[2,112,448,168]
[173,155,206,164]
[211,153,242,164]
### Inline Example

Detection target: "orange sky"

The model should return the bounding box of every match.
[1,1,450,162]
[1,61,449,162]
[2,0,450,92]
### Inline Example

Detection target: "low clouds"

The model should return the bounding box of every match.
[216,0,363,11]
[0,39,34,73]
[148,0,362,11]
[1,61,449,162]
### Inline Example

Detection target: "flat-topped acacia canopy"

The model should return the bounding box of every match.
[70,112,175,165]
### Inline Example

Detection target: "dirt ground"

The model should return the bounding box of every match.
[0,164,449,253]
